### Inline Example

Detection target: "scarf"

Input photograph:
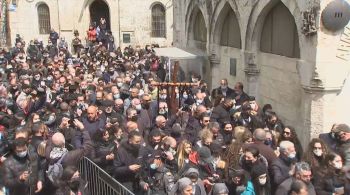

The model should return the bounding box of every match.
[50,147,68,160]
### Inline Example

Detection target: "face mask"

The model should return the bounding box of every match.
[245,160,253,166]
[113,94,120,99]
[68,178,81,192]
[250,103,256,110]
[150,163,158,170]
[196,99,203,105]
[264,140,273,146]
[130,115,138,122]
[34,75,40,81]
[130,143,141,151]
[159,109,168,115]
[258,177,267,185]
[47,76,53,81]
[135,104,142,111]
[142,103,150,110]
[183,94,188,99]
[288,152,296,159]
[16,150,28,158]
[169,147,177,156]
[160,95,167,100]
[313,149,322,157]
[192,78,198,83]
[221,85,227,90]
[334,162,342,170]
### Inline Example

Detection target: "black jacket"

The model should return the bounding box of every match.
[211,104,230,125]
[113,141,145,183]
[271,155,293,187]
[3,151,44,195]
[211,87,235,99]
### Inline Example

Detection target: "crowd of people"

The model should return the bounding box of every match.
[0,18,350,195]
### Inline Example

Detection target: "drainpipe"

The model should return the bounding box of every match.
[118,0,121,47]
[56,0,61,34]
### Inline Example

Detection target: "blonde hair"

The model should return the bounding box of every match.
[37,141,47,157]
[177,140,192,170]
[199,128,213,142]
[233,126,248,143]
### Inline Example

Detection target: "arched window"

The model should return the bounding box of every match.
[38,4,51,34]
[193,11,207,42]
[260,2,300,58]
[152,4,166,38]
[220,9,241,48]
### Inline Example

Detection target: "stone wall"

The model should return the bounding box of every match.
[8,0,173,49]
[174,0,350,145]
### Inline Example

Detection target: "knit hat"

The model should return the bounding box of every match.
[198,146,213,163]
[251,163,267,179]
[177,177,192,193]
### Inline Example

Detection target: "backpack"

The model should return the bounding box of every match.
[46,153,67,186]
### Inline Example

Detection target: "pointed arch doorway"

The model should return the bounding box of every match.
[89,0,110,30]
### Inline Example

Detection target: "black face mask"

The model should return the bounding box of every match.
[68,178,81,192]
[142,103,150,110]
[244,159,253,167]
[130,115,138,122]
[241,112,250,120]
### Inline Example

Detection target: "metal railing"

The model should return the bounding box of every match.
[79,157,135,195]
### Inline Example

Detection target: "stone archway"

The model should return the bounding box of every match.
[89,0,110,30]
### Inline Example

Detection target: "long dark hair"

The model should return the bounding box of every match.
[280,126,303,160]
[302,138,328,169]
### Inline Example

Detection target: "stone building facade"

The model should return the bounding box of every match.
[7,0,174,48]
[173,0,350,145]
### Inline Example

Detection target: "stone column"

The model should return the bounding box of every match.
[244,52,260,98]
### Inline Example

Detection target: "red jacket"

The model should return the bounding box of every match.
[87,29,97,42]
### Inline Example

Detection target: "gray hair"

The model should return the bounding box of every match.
[279,140,294,153]
[253,128,266,141]
[208,122,220,130]
[295,162,311,174]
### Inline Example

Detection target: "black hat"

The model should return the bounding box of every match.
[210,142,223,155]
[251,164,267,179]
[198,146,213,163]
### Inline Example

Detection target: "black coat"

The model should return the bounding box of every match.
[3,151,44,195]
[271,155,292,187]
[313,169,345,195]
[211,87,236,99]
[113,141,145,183]
[211,104,231,125]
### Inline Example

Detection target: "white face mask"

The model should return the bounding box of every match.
[135,104,142,111]
[258,177,267,185]
[334,162,343,170]
[288,152,296,159]
[313,149,322,157]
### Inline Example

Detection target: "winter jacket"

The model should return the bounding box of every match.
[45,130,94,168]
[3,151,44,195]
[270,155,292,186]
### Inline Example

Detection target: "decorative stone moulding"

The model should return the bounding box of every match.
[321,0,350,31]
[302,8,318,36]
